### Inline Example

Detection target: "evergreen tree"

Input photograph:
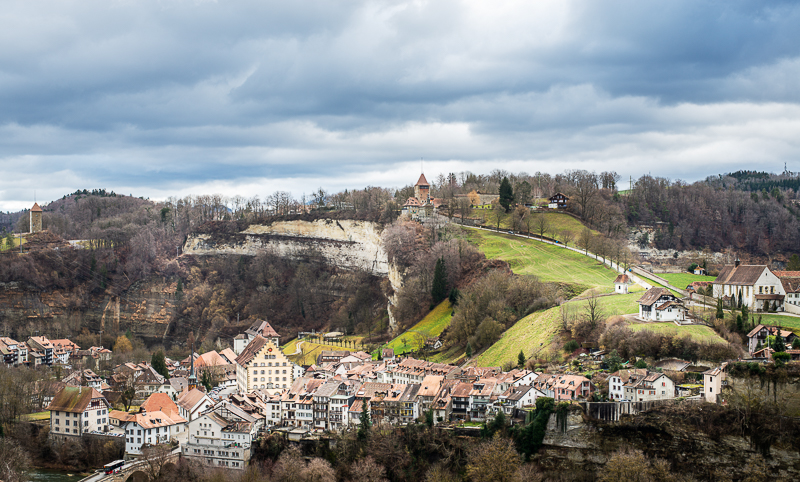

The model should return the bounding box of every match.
[201,370,213,392]
[448,287,460,306]
[774,331,786,352]
[517,350,526,368]
[151,350,170,379]
[716,299,724,319]
[792,338,800,349]
[737,290,743,308]
[605,349,623,373]
[465,342,473,358]
[730,293,737,309]
[787,254,800,271]
[357,403,371,441]
[431,257,448,303]
[741,305,749,328]
[736,314,743,333]
[499,177,514,212]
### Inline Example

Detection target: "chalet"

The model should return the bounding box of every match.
[548,193,569,209]
[745,324,797,354]
[637,287,687,322]
[47,387,110,440]
[614,274,632,294]
[712,262,785,311]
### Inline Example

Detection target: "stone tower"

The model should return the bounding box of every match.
[30,203,42,233]
[414,173,430,204]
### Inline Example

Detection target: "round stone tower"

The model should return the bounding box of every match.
[30,202,43,233]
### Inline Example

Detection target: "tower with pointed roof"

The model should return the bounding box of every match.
[414,174,430,204]
[30,203,42,233]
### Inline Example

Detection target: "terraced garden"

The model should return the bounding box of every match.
[283,336,365,366]
[464,227,620,294]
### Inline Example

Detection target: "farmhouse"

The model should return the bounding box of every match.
[548,193,569,209]
[637,287,687,322]
[712,262,785,312]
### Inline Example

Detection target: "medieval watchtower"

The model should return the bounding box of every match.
[414,173,430,204]
[30,203,43,233]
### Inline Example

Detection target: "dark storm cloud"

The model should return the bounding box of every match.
[1,0,800,210]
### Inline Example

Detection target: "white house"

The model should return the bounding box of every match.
[703,364,728,403]
[622,372,676,402]
[184,402,262,470]
[177,388,214,422]
[713,262,785,311]
[608,369,648,401]
[637,287,687,322]
[614,274,633,294]
[123,410,184,455]
[47,387,110,440]
[495,385,545,415]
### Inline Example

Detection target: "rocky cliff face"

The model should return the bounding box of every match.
[540,410,800,480]
[0,279,179,345]
[183,219,401,328]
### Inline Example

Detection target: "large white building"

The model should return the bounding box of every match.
[233,319,281,355]
[713,263,786,311]
[235,335,294,394]
[47,387,110,440]
[184,401,262,470]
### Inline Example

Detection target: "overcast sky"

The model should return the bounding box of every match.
[2,0,800,211]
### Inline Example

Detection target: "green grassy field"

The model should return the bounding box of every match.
[660,272,716,289]
[283,336,365,366]
[464,228,619,293]
[385,300,452,355]
[470,210,599,237]
[752,313,800,333]
[627,322,728,345]
[0,235,26,252]
[475,293,642,367]
[21,411,49,421]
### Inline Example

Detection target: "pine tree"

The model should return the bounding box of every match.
[736,314,743,333]
[151,350,170,379]
[730,293,737,309]
[787,254,800,271]
[741,305,749,328]
[737,290,743,308]
[716,299,724,319]
[431,257,448,304]
[517,350,526,368]
[357,403,371,441]
[774,330,786,352]
[465,342,473,358]
[499,177,514,212]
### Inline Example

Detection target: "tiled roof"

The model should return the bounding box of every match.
[177,388,208,411]
[131,410,180,429]
[714,265,767,286]
[246,319,280,338]
[31,203,42,212]
[47,387,106,413]
[142,393,185,422]
[637,287,674,306]
[614,274,630,284]
[415,173,429,186]
[235,335,268,366]
[779,278,800,293]
[773,271,800,278]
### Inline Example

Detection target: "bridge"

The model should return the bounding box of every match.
[79,448,181,482]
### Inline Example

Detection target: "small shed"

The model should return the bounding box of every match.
[614,274,632,294]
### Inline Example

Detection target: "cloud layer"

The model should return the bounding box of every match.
[2,0,800,210]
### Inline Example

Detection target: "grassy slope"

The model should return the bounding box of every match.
[385,300,452,355]
[0,236,26,252]
[476,293,642,367]
[627,322,728,345]
[661,273,717,289]
[470,210,599,236]
[753,313,800,334]
[465,228,619,293]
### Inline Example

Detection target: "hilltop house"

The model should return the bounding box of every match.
[548,193,569,209]
[712,262,786,312]
[637,287,687,322]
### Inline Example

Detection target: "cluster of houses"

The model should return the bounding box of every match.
[712,262,800,314]
[0,334,111,368]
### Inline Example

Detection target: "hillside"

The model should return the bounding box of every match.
[463,227,619,296]
[382,300,452,355]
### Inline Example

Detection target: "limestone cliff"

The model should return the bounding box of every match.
[183,219,401,328]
